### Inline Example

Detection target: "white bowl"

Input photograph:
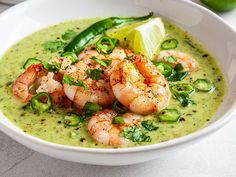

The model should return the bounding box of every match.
[0,0,236,166]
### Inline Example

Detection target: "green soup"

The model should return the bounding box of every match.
[0,18,226,148]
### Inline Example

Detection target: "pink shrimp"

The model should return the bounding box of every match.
[158,50,197,72]
[88,109,141,147]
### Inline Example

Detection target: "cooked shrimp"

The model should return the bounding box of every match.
[36,72,72,107]
[78,44,127,62]
[158,50,197,71]
[63,45,130,109]
[110,55,171,115]
[88,109,141,147]
[78,45,134,76]
[12,64,71,107]
[12,64,47,102]
[63,60,115,109]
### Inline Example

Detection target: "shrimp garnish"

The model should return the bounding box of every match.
[88,109,141,147]
[158,50,197,72]
[63,45,130,109]
[110,55,171,115]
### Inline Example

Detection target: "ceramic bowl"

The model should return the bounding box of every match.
[0,0,236,166]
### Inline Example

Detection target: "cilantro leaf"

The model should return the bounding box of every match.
[42,40,65,52]
[86,69,103,80]
[141,120,158,131]
[90,56,112,67]
[62,75,87,90]
[173,92,195,107]
[43,62,61,72]
[123,127,151,142]
[61,29,77,41]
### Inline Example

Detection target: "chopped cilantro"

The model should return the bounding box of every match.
[141,120,158,131]
[62,75,87,90]
[62,29,77,41]
[42,40,65,52]
[43,62,61,72]
[90,56,112,67]
[86,69,103,80]
[123,127,151,142]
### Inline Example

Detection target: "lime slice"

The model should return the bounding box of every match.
[201,0,236,12]
[126,18,165,59]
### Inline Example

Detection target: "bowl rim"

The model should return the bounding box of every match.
[0,0,236,154]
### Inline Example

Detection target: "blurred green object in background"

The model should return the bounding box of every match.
[201,0,236,12]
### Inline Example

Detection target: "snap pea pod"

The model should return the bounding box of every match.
[63,12,153,54]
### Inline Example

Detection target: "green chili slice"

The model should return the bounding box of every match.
[158,109,181,122]
[152,61,173,77]
[171,84,195,107]
[193,79,215,92]
[83,102,103,115]
[61,52,78,64]
[96,36,119,54]
[174,63,183,71]
[23,58,42,69]
[161,39,179,50]
[176,71,189,81]
[63,12,153,54]
[112,100,128,114]
[171,83,195,96]
[30,92,52,113]
[163,55,177,63]
[64,113,81,126]
[112,116,125,124]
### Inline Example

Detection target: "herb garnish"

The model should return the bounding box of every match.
[42,40,65,52]
[62,75,87,89]
[62,30,77,41]
[141,120,158,131]
[43,62,61,72]
[86,69,104,80]
[123,127,151,142]
[90,56,112,67]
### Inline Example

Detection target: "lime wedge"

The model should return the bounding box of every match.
[126,18,165,59]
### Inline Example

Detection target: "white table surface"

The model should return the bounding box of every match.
[1,1,236,177]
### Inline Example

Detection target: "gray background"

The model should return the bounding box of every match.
[1,1,236,177]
